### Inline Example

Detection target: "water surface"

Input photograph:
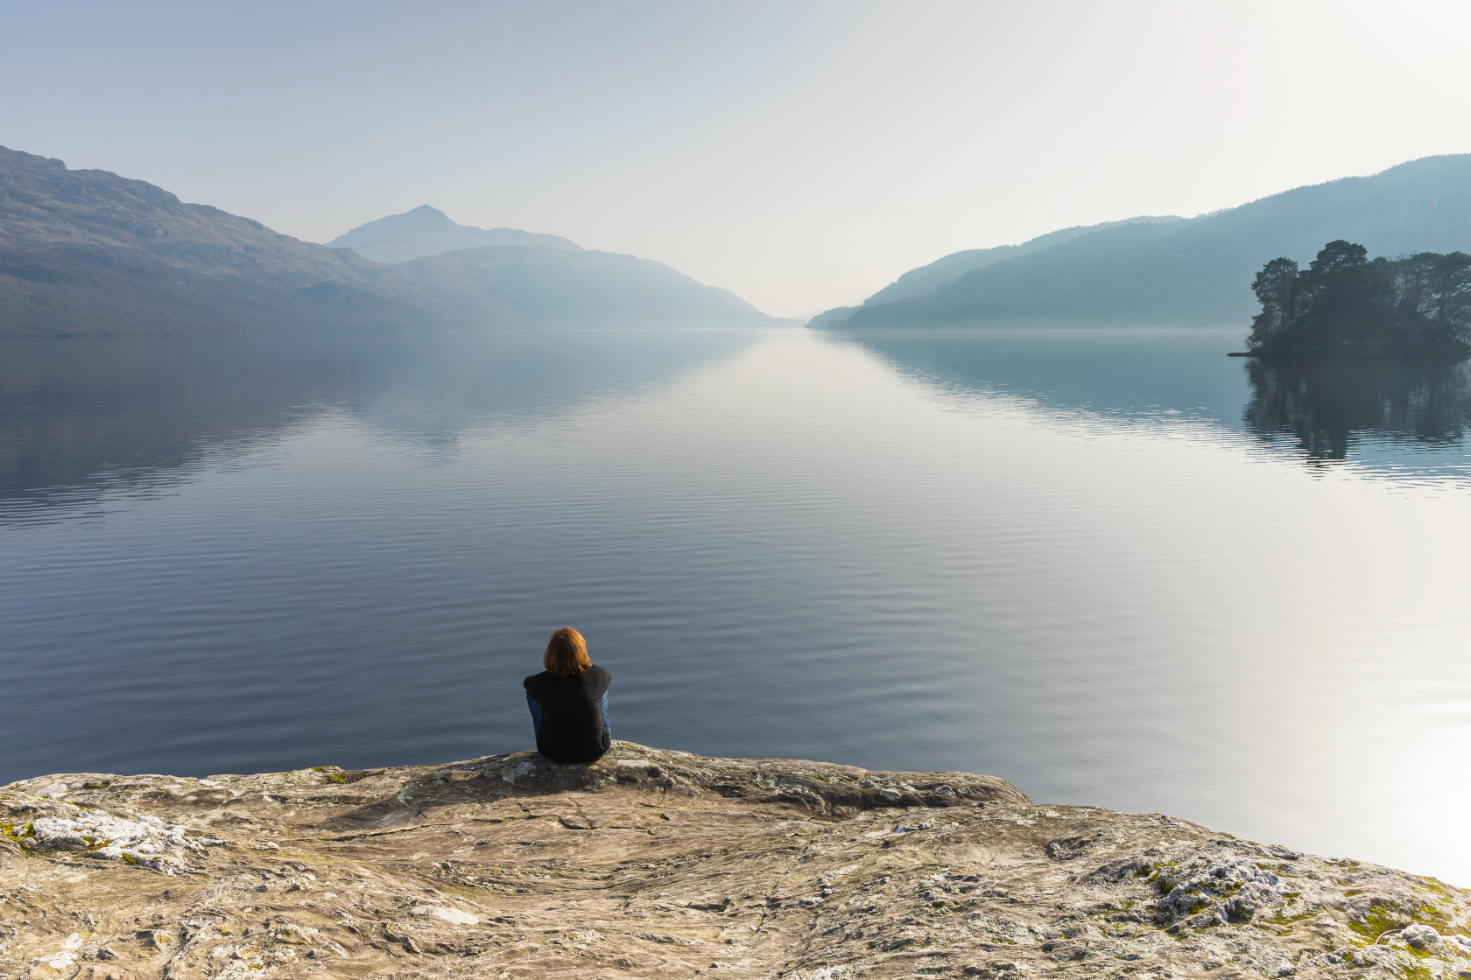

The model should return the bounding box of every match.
[2,327,1468,885]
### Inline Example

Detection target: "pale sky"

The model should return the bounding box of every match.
[4,0,1471,317]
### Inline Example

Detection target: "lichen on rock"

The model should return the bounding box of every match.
[2,742,1468,979]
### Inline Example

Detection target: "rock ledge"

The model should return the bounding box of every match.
[3,742,1468,979]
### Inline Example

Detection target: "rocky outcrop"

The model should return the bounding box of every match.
[3,743,1468,979]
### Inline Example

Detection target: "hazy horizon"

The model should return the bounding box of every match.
[6,0,1471,317]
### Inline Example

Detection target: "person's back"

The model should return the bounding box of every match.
[523,627,611,763]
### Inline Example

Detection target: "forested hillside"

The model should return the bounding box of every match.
[811,155,1471,329]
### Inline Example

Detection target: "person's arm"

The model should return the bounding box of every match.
[600,691,611,740]
[526,693,542,739]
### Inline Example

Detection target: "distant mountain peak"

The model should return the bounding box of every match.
[0,144,777,334]
[331,204,458,241]
[397,204,456,229]
[326,207,581,264]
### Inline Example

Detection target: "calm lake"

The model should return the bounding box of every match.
[2,327,1469,885]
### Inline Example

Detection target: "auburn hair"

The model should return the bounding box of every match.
[543,627,591,677]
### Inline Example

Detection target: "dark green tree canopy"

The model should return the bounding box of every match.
[1247,241,1471,359]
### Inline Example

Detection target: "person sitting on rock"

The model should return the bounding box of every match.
[523,627,612,763]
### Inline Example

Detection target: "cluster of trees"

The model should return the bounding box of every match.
[1247,240,1471,358]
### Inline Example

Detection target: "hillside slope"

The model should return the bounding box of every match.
[814,154,1471,328]
[864,215,1184,307]
[806,215,1184,328]
[0,146,444,335]
[326,204,581,263]
[0,148,783,334]
[396,243,780,328]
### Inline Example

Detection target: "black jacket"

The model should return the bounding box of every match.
[523,665,611,763]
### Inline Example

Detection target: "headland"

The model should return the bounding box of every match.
[3,743,1467,979]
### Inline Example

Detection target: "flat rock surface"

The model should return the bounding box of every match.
[2,743,1467,980]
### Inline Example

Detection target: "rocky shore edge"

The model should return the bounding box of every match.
[2,742,1468,980]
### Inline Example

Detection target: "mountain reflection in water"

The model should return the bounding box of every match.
[0,330,761,522]
[1244,358,1471,463]
[3,328,1470,889]
[9,330,1470,521]
[838,328,1471,482]
[835,328,1250,423]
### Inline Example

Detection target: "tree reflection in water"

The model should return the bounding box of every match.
[1243,358,1471,463]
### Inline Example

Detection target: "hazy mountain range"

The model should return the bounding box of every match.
[325,205,580,263]
[7,144,1469,337]
[0,146,781,335]
[811,154,1471,329]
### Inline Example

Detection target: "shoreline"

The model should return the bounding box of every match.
[4,742,1469,979]
[1226,348,1471,361]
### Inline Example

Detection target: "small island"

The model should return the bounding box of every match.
[1237,240,1471,359]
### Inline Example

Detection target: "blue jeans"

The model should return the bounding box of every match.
[526,693,610,740]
